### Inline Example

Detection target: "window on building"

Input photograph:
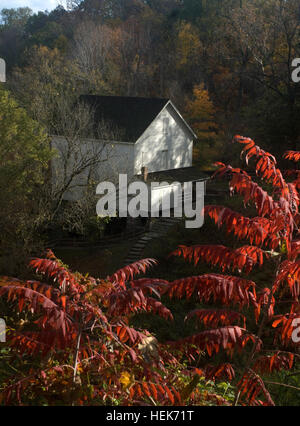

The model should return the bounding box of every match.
[161,150,168,170]
[163,117,169,135]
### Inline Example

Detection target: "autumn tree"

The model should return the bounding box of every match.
[0,86,51,274]
[216,0,300,152]
[184,84,223,169]
[165,135,300,405]
[185,84,218,141]
[174,21,202,92]
[8,45,126,242]
[0,7,32,69]
[1,136,300,405]
[49,97,123,230]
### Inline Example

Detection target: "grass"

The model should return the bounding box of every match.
[54,239,134,278]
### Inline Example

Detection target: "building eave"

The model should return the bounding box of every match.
[165,100,197,140]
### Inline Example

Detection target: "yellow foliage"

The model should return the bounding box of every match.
[185,84,225,170]
[119,371,135,389]
[176,22,202,68]
[185,83,218,141]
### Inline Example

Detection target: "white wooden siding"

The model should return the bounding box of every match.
[134,104,193,175]
[51,103,194,201]
[51,136,135,201]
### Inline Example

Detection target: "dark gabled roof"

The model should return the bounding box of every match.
[80,95,169,142]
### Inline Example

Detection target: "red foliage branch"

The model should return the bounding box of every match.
[167,274,257,310]
[185,309,246,328]
[0,282,73,340]
[108,258,157,288]
[169,244,267,273]
[272,303,300,347]
[237,369,275,406]
[108,286,173,320]
[129,381,181,405]
[283,151,300,162]
[235,135,285,190]
[205,205,281,248]
[252,352,294,375]
[273,260,300,300]
[167,326,260,357]
[213,161,296,251]
[255,288,276,322]
[204,363,235,382]
[30,252,84,295]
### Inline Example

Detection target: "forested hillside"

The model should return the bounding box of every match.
[1,0,300,159]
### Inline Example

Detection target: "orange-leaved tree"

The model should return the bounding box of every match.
[0,250,231,406]
[1,135,300,406]
[0,252,182,405]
